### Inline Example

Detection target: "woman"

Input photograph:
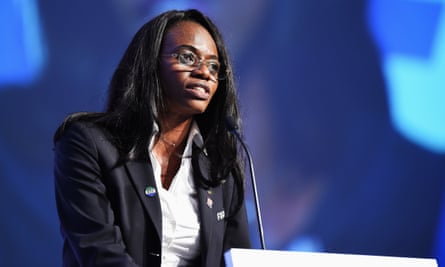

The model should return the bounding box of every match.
[53,9,251,267]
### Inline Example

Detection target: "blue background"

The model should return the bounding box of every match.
[1,0,444,266]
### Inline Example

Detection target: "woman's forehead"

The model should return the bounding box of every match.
[162,21,217,55]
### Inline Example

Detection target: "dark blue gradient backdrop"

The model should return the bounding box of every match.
[1,0,444,266]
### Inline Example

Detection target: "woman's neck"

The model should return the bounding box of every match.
[158,116,193,146]
[154,116,193,189]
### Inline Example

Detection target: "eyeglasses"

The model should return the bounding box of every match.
[161,49,227,80]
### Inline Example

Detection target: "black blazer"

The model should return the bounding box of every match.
[54,122,251,267]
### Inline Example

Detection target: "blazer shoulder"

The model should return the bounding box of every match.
[54,120,120,164]
[56,121,112,145]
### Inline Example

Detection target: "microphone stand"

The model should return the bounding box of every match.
[227,119,266,250]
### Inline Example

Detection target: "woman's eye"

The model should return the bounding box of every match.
[179,52,196,65]
[207,62,220,74]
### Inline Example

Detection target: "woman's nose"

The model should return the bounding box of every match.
[192,62,215,81]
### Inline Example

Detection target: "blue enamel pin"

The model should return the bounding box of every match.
[144,186,157,197]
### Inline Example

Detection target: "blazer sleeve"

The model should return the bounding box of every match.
[54,122,139,267]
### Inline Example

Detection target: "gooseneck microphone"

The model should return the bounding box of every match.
[226,116,266,250]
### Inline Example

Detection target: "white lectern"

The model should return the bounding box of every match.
[225,248,438,267]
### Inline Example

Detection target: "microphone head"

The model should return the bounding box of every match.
[225,115,239,131]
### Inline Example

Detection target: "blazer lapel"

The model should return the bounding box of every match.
[193,146,226,264]
[197,184,225,258]
[125,160,162,238]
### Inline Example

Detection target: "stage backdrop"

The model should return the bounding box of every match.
[1,0,444,266]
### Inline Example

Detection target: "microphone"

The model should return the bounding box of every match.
[226,116,266,250]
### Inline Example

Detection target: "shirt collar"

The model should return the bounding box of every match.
[149,120,205,157]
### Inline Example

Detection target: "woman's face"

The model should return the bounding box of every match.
[159,20,220,119]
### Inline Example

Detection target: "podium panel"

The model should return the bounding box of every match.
[225,248,438,267]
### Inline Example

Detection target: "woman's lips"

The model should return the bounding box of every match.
[185,82,210,100]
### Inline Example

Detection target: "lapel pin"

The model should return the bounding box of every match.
[145,186,157,197]
[206,197,213,209]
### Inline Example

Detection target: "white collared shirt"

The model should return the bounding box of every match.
[148,121,204,267]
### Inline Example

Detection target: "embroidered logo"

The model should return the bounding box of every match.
[217,210,225,221]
